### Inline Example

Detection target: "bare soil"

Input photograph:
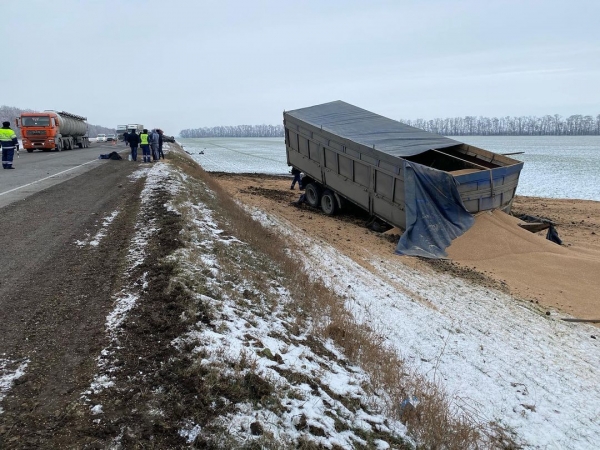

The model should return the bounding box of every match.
[0,160,228,448]
[0,159,143,447]
[211,173,600,320]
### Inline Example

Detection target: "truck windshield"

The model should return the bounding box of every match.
[22,116,51,126]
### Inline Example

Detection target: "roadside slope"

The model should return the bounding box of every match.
[211,172,600,449]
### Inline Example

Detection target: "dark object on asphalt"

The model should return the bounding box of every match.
[99,151,123,160]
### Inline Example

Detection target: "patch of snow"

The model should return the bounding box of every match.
[0,358,29,414]
[168,194,410,448]
[178,420,202,444]
[105,293,139,332]
[75,210,120,247]
[91,404,103,415]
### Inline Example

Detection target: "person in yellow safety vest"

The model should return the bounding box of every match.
[1,121,19,169]
[139,129,151,163]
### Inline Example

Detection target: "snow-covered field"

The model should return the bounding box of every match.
[181,137,287,175]
[180,136,600,201]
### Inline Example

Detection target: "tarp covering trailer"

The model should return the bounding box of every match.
[284,101,524,258]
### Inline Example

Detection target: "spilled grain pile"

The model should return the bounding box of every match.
[447,210,600,318]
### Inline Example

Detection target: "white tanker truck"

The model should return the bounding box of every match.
[16,110,90,152]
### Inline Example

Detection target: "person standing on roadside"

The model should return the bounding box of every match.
[1,121,19,169]
[157,129,165,159]
[128,130,141,161]
[149,129,159,161]
[140,129,151,163]
[123,130,129,146]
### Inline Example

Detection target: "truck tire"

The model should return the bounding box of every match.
[305,183,321,208]
[78,142,83,149]
[56,139,62,151]
[321,190,337,215]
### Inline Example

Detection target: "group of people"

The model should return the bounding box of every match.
[124,128,164,163]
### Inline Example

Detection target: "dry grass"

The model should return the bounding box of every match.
[167,148,510,449]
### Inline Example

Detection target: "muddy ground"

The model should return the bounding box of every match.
[0,161,201,448]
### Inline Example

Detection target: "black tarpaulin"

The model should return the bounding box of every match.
[286,101,461,157]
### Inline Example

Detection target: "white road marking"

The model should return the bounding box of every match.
[0,159,101,197]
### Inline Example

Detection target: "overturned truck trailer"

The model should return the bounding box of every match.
[284,101,524,258]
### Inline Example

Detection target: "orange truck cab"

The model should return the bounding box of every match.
[16,110,90,152]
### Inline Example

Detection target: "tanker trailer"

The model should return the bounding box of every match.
[16,110,90,152]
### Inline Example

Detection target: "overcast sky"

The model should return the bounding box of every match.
[3,0,599,134]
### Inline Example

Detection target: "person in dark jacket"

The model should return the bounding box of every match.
[1,121,19,169]
[157,129,165,159]
[290,166,301,189]
[123,131,129,145]
[128,130,141,161]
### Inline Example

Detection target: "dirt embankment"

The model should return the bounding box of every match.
[212,173,600,320]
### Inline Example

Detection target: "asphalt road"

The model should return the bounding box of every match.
[0,141,130,209]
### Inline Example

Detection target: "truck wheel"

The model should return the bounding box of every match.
[305,183,321,208]
[321,190,337,215]
[26,149,34,153]
[56,140,62,151]
[78,142,83,149]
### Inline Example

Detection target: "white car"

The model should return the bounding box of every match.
[97,134,107,142]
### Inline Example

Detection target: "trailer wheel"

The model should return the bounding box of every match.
[321,190,337,215]
[305,183,321,208]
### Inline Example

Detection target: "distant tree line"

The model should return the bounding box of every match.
[180,115,600,138]
[400,114,600,136]
[0,105,115,138]
[180,124,284,138]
